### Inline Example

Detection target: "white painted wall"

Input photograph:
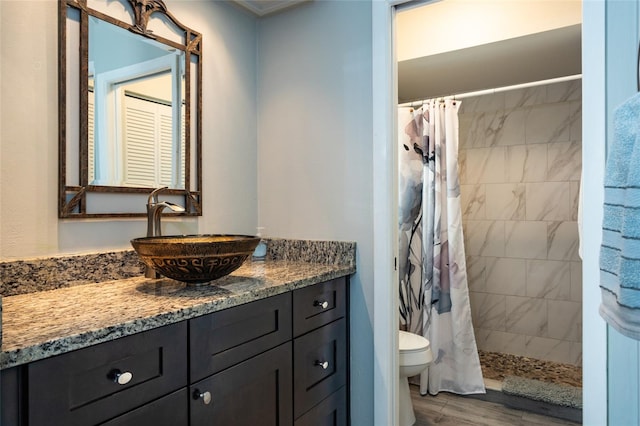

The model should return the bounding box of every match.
[372,2,399,424]
[0,0,258,259]
[581,3,607,424]
[168,1,258,239]
[0,0,3,262]
[1,0,60,258]
[256,1,374,423]
[396,0,582,61]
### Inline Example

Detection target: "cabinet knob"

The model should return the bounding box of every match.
[314,300,329,309]
[110,370,133,385]
[315,360,329,370]
[194,389,212,405]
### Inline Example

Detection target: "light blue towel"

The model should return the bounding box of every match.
[600,92,640,340]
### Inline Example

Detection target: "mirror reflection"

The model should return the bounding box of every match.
[59,0,202,218]
[88,16,186,189]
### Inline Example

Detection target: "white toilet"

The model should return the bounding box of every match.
[399,330,433,426]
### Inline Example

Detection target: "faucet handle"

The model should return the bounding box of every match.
[148,187,169,205]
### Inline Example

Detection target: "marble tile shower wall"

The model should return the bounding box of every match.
[459,80,582,366]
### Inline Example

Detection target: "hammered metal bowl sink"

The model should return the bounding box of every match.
[131,234,260,284]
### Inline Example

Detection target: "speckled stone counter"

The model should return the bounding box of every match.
[0,238,356,370]
[0,259,354,370]
[0,238,355,296]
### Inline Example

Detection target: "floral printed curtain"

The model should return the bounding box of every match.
[398,100,485,395]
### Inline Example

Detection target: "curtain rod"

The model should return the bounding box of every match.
[398,74,582,107]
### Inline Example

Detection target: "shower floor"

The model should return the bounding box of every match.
[478,350,582,388]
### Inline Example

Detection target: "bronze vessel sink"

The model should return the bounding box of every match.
[131,234,260,284]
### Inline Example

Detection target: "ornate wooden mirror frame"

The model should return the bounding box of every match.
[58,0,202,218]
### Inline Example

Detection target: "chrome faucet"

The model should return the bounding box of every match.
[145,187,185,278]
[147,187,186,237]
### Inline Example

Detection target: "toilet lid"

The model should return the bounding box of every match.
[399,330,430,352]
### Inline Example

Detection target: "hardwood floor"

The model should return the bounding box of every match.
[410,386,581,426]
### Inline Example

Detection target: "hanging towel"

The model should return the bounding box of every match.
[600,92,640,340]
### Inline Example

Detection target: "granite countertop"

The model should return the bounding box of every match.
[0,259,354,370]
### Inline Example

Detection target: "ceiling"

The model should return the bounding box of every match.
[230,1,581,102]
[233,0,311,16]
[398,24,582,103]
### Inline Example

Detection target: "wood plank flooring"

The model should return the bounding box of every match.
[411,386,581,426]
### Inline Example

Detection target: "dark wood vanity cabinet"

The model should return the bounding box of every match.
[27,322,188,426]
[190,342,293,426]
[189,292,292,382]
[295,387,348,426]
[101,389,189,426]
[0,277,349,426]
[292,278,348,425]
[188,278,349,425]
[188,292,293,425]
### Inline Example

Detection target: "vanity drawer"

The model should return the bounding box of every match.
[293,318,347,418]
[27,322,187,426]
[293,277,346,337]
[295,386,347,426]
[100,388,188,426]
[189,292,292,382]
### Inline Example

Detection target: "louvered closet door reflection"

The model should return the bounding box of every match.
[88,90,95,183]
[180,104,185,188]
[159,112,173,186]
[122,95,173,188]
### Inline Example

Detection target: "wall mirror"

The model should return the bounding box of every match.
[59,0,202,218]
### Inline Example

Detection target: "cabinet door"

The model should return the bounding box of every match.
[1,367,24,426]
[190,342,293,426]
[100,388,188,426]
[295,387,347,426]
[27,322,187,426]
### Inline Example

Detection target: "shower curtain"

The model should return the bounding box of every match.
[398,99,485,395]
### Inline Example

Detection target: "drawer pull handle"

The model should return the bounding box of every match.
[314,300,329,309]
[110,370,133,385]
[315,360,329,370]
[194,389,212,405]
